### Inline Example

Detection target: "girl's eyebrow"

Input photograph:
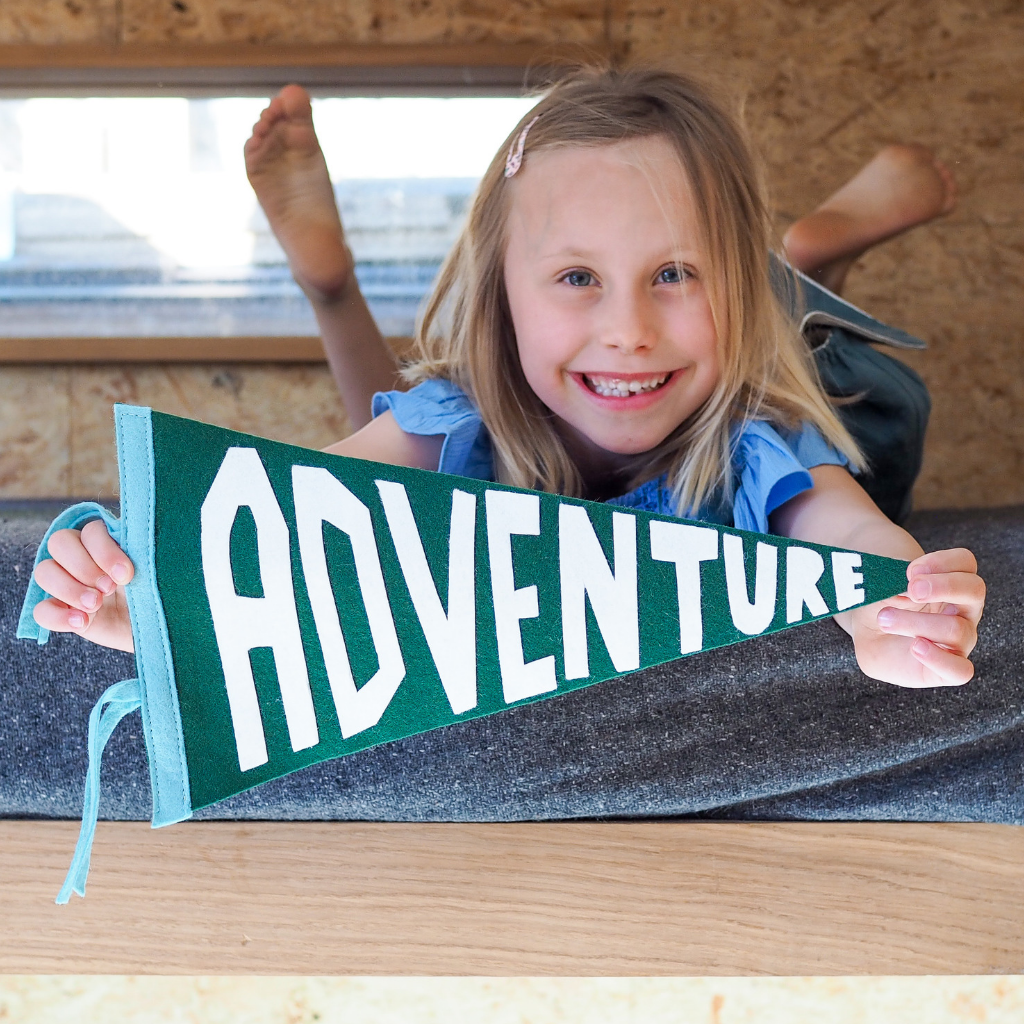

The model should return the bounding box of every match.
[534,244,600,260]
[535,245,704,263]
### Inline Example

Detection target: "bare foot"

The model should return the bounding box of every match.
[782,144,956,295]
[245,84,354,303]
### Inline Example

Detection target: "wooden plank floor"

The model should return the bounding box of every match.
[2,820,1023,975]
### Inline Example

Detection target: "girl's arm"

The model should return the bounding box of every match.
[770,464,985,688]
[32,412,443,652]
[310,271,405,431]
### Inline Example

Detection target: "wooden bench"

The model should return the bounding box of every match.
[3,820,1023,974]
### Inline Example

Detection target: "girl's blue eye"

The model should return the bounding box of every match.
[565,270,594,287]
[658,265,687,284]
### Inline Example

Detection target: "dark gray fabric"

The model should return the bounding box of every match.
[2,507,1021,824]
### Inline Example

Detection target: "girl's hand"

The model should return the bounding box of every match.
[32,521,136,653]
[849,548,985,688]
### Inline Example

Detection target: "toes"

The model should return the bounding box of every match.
[279,83,314,122]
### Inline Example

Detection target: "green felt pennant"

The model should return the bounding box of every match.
[137,406,909,812]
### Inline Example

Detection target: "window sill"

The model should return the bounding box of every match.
[0,336,410,363]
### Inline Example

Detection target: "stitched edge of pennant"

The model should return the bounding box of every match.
[115,404,193,828]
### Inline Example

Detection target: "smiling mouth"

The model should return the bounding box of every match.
[581,372,673,398]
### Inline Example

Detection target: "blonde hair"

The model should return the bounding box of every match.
[405,65,864,514]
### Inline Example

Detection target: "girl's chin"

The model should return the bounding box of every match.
[588,436,669,457]
[569,421,674,458]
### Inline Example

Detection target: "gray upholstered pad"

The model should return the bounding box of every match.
[2,507,1021,823]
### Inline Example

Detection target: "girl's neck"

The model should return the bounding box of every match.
[556,420,650,502]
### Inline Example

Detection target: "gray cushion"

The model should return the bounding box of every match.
[2,506,1021,823]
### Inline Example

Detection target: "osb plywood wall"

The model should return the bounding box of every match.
[1,0,1022,508]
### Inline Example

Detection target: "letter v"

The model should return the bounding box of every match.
[376,481,478,714]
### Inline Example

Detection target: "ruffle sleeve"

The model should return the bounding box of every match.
[371,378,494,480]
[730,420,851,533]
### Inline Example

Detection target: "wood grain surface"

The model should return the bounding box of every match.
[0,337,330,363]
[2,820,1022,974]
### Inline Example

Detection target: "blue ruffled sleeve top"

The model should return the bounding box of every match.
[372,378,850,534]
[372,378,494,481]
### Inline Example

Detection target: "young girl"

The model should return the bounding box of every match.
[34,67,984,691]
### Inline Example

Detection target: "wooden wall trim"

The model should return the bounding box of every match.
[0,42,593,69]
[0,42,601,94]
[0,336,350,363]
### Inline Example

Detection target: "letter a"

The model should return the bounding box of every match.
[201,447,318,772]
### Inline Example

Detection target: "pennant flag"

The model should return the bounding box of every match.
[19,405,909,899]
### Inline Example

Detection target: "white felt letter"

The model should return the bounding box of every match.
[559,505,639,679]
[785,546,830,623]
[293,466,406,739]
[376,480,477,715]
[723,534,778,636]
[832,551,866,611]
[201,447,318,772]
[649,521,719,654]
[485,490,556,703]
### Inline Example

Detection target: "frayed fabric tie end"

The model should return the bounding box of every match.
[56,678,142,905]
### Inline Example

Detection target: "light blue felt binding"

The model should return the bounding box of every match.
[113,405,192,833]
[17,404,192,902]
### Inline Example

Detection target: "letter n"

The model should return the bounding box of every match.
[559,505,639,680]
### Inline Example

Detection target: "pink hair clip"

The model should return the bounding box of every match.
[504,116,540,178]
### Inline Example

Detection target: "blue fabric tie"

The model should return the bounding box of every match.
[56,678,142,904]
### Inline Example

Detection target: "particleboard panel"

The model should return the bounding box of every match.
[0,367,72,499]
[66,363,351,497]
[2,820,1024,975]
[614,0,1024,509]
[119,0,610,47]
[0,363,350,499]
[0,0,118,47]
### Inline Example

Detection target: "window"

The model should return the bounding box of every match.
[0,94,538,342]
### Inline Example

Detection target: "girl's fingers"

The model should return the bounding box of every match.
[905,570,985,614]
[34,557,105,616]
[79,520,134,588]
[876,605,977,655]
[910,637,975,686]
[33,596,93,633]
[907,547,977,578]
[46,527,110,592]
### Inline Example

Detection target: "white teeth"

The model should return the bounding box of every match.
[584,373,669,397]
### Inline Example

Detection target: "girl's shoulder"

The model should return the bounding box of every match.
[372,377,494,480]
[609,419,851,533]
[730,418,851,533]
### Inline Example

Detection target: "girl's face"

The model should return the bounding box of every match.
[504,136,720,472]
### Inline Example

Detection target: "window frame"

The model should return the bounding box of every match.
[0,42,591,363]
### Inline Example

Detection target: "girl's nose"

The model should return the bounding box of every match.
[600,287,658,354]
